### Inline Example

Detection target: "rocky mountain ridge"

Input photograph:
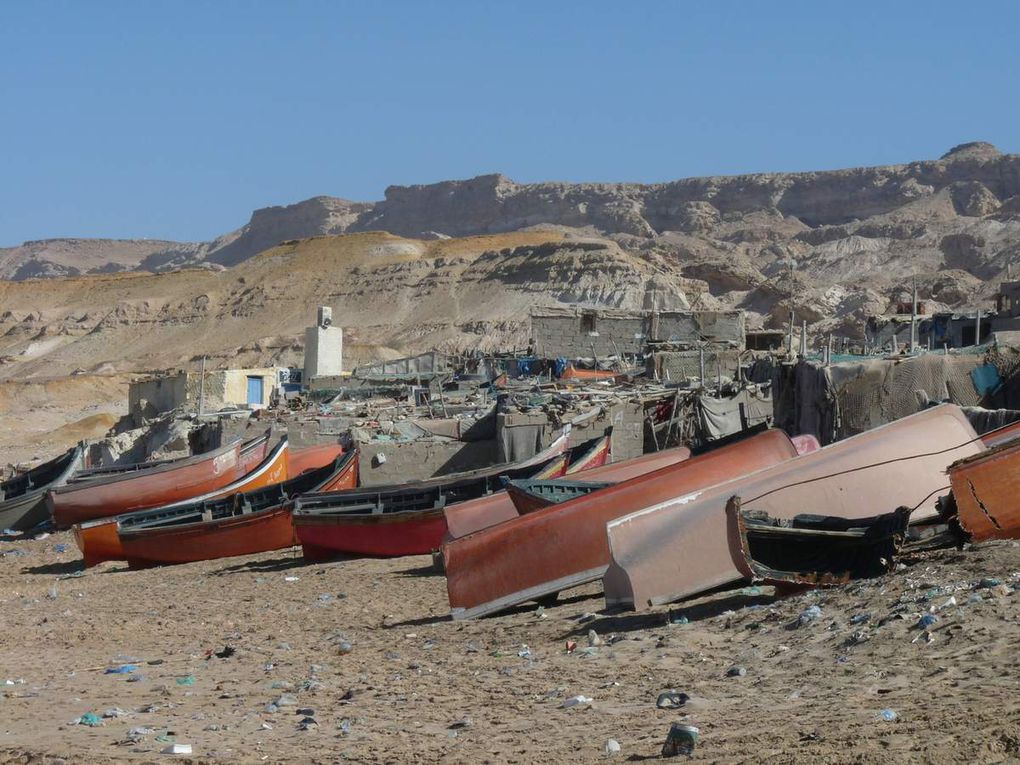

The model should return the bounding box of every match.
[2,142,1019,374]
[5,142,1017,282]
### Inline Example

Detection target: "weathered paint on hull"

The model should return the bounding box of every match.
[289,444,345,478]
[121,506,299,568]
[73,441,291,566]
[443,445,692,541]
[296,509,448,559]
[0,444,84,532]
[443,430,798,619]
[949,439,1020,541]
[75,447,359,567]
[603,404,983,612]
[49,441,246,528]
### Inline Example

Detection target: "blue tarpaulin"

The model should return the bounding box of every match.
[971,363,1002,396]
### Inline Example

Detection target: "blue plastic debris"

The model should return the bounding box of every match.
[104,664,139,675]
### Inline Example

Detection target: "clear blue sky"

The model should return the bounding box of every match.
[1,1,1017,245]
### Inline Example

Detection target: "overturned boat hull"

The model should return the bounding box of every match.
[948,439,1020,541]
[443,429,799,619]
[443,445,693,541]
[603,404,983,612]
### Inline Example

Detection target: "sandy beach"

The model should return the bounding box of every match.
[1,532,1018,764]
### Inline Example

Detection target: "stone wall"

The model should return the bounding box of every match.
[532,306,745,359]
[128,373,188,415]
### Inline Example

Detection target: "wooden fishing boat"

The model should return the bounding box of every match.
[947,438,1020,542]
[117,449,359,568]
[443,445,693,541]
[729,498,912,586]
[503,479,614,514]
[0,443,86,532]
[72,437,289,566]
[48,439,247,528]
[67,431,270,484]
[76,449,359,567]
[560,365,620,382]
[292,431,577,560]
[443,428,800,619]
[602,404,984,612]
[289,443,345,478]
[979,419,1020,449]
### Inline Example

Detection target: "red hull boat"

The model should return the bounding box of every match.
[48,439,248,528]
[443,429,800,619]
[80,449,360,568]
[292,431,577,559]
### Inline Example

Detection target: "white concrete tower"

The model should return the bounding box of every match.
[304,306,343,382]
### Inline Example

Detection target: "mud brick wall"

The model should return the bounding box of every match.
[532,312,645,359]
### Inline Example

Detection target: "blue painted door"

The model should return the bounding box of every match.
[246,376,264,405]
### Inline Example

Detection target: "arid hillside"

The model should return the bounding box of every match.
[2,142,1020,378]
[0,230,698,380]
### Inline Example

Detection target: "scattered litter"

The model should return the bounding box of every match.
[565,640,577,654]
[284,576,300,582]
[656,690,688,709]
[161,743,193,755]
[175,675,196,686]
[518,645,532,659]
[879,709,898,722]
[297,716,318,731]
[917,614,938,629]
[605,738,621,754]
[53,543,68,553]
[587,630,603,647]
[103,707,130,718]
[849,613,871,625]
[726,666,747,677]
[128,726,155,737]
[76,712,102,727]
[661,723,699,757]
[561,695,593,708]
[795,605,822,627]
[105,664,138,675]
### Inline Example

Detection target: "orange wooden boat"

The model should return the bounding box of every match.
[444,429,799,619]
[73,437,291,566]
[948,439,1020,542]
[560,365,619,382]
[83,449,360,568]
[289,443,345,478]
[48,438,248,528]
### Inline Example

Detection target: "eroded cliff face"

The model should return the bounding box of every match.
[0,231,701,378]
[2,143,1019,372]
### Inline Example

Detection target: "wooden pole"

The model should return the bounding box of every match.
[198,356,206,416]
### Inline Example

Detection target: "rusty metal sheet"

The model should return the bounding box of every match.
[603,404,983,611]
[442,445,692,541]
[443,430,797,619]
[949,439,1020,541]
